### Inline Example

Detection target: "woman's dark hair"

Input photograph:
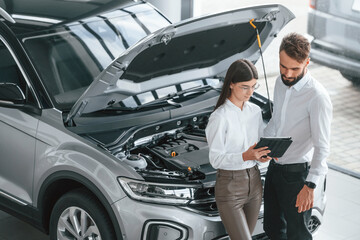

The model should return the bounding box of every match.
[214,59,258,110]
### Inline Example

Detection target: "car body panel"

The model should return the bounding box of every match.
[32,108,140,206]
[0,107,38,204]
[113,197,226,239]
[307,0,360,82]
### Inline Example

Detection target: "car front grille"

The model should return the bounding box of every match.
[182,187,218,216]
[183,172,267,216]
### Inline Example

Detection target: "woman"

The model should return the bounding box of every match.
[205,59,271,239]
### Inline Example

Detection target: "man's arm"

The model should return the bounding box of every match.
[296,93,333,213]
[307,93,333,185]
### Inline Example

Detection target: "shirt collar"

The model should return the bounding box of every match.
[225,98,248,111]
[292,71,311,92]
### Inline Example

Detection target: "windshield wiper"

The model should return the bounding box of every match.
[136,84,219,110]
[104,84,220,112]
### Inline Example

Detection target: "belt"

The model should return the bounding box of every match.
[217,165,259,175]
[269,159,309,172]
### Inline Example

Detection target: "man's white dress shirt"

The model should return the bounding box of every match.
[265,71,333,185]
[205,99,264,170]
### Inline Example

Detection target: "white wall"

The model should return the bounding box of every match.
[147,0,182,23]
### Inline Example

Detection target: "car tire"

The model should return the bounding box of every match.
[340,71,360,85]
[49,188,116,240]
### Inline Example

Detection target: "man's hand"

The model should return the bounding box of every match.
[295,185,314,213]
[242,143,272,162]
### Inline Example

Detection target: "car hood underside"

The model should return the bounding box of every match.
[66,4,294,124]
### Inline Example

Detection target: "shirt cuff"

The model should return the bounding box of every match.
[306,174,320,186]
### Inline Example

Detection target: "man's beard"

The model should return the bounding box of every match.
[281,67,306,87]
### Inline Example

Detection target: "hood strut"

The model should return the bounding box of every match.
[249,17,273,117]
[65,101,87,126]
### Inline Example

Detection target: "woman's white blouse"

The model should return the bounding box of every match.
[205,99,264,170]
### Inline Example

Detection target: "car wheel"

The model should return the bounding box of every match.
[308,215,321,234]
[340,71,360,85]
[49,188,115,240]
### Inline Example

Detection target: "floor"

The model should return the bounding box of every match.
[314,170,360,240]
[0,211,49,240]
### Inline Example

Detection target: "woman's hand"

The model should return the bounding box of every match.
[242,143,272,162]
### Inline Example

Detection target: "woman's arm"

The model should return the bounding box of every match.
[205,114,244,169]
[206,113,270,169]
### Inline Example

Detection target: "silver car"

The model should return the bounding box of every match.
[307,0,360,84]
[0,1,325,239]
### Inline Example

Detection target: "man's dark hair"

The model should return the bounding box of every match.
[279,32,310,63]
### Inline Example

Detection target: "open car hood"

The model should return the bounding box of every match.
[66,4,294,123]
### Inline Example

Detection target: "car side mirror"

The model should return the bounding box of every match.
[0,82,26,104]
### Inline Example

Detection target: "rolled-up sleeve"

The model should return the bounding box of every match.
[307,93,333,185]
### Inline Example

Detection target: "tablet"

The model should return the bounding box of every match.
[254,137,292,158]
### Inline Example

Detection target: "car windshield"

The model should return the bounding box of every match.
[21,3,170,111]
[103,78,221,112]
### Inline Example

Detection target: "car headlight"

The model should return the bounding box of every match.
[118,177,202,205]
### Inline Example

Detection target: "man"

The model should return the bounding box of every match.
[263,32,333,240]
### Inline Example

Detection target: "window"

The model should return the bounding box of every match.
[23,3,170,111]
[0,40,36,105]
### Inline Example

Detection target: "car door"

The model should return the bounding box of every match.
[0,36,39,206]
